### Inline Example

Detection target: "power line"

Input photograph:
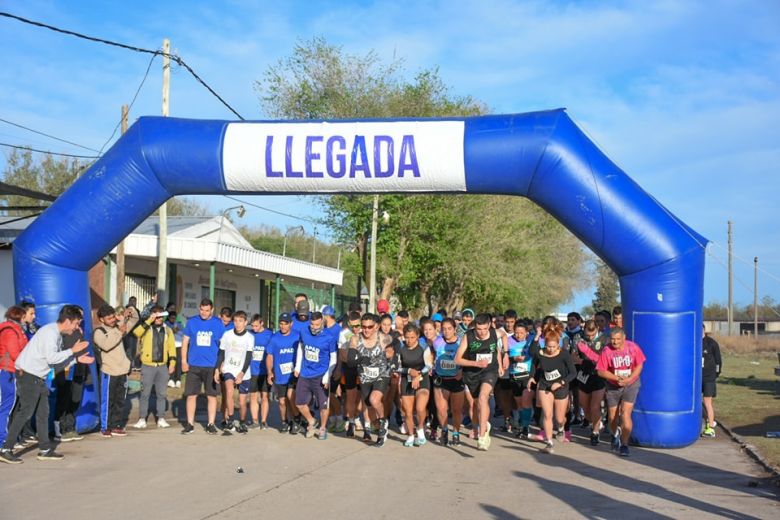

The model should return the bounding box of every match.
[0,142,99,159]
[0,117,100,153]
[222,195,321,225]
[0,11,244,120]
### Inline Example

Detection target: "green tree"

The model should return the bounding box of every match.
[592,258,620,313]
[1,149,88,212]
[257,38,586,315]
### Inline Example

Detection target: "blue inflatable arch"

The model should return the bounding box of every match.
[13,109,706,447]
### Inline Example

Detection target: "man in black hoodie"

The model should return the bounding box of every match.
[701,324,722,438]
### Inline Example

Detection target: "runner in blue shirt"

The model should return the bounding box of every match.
[291,299,311,336]
[432,318,465,446]
[265,313,301,433]
[248,314,273,429]
[180,298,224,435]
[294,312,337,440]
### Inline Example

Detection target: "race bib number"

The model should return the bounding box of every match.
[363,366,380,379]
[440,359,457,371]
[545,369,562,381]
[615,369,631,378]
[196,330,212,347]
[279,362,293,375]
[513,362,528,374]
[476,353,492,364]
[576,371,590,384]
[305,347,319,363]
[228,357,241,368]
[252,348,265,361]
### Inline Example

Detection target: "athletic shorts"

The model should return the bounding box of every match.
[577,371,606,394]
[510,376,529,397]
[538,384,569,400]
[184,366,218,397]
[400,374,431,397]
[433,376,465,393]
[343,367,359,390]
[496,378,513,391]
[462,370,499,398]
[295,376,329,409]
[605,380,641,407]
[360,378,389,405]
[250,375,271,393]
[702,380,717,398]
[273,382,292,399]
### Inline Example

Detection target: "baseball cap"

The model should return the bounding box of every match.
[278,312,292,323]
[432,313,443,322]
[322,305,335,317]
[377,299,390,313]
[295,299,310,315]
[454,311,463,320]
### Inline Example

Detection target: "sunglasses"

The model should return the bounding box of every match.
[349,322,361,328]
[361,324,376,330]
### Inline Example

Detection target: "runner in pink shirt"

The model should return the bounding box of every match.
[596,327,646,457]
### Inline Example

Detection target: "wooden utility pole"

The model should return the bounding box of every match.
[754,256,759,337]
[156,38,170,304]
[115,104,129,306]
[727,221,733,335]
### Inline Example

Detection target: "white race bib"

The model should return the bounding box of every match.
[252,348,265,361]
[363,366,380,379]
[513,363,528,374]
[440,360,457,371]
[476,353,492,364]
[576,371,590,384]
[305,348,319,363]
[545,369,562,381]
[196,330,212,347]
[228,357,241,367]
[615,369,631,378]
[279,362,293,375]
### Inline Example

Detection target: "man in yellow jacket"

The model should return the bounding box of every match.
[132,305,176,429]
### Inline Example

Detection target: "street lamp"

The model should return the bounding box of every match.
[211,205,245,302]
[283,225,305,257]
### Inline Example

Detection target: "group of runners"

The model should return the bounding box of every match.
[179,296,646,457]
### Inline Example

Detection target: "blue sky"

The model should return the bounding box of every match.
[1,0,779,310]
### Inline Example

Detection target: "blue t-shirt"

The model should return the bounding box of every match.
[291,316,310,336]
[298,326,336,379]
[266,331,299,385]
[508,335,533,376]
[250,328,274,376]
[183,316,224,367]
[434,336,460,377]
[325,323,343,345]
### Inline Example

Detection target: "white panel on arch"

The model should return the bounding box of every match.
[222,121,466,193]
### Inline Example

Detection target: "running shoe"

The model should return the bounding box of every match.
[563,431,572,443]
[590,433,600,446]
[248,422,261,430]
[317,429,328,440]
[619,445,630,457]
[305,425,317,438]
[0,449,22,464]
[571,415,583,426]
[520,427,529,439]
[462,416,472,428]
[237,422,248,434]
[362,431,372,443]
[278,422,290,434]
[701,427,716,438]
[429,428,438,442]
[581,419,590,430]
[404,436,415,447]
[219,420,230,431]
[157,418,171,429]
[205,423,219,435]
[554,428,564,440]
[500,418,512,433]
[111,428,127,437]
[477,436,487,451]
[290,421,301,435]
[414,436,427,447]
[611,435,621,451]
[399,423,407,435]
[261,422,269,430]
[541,441,554,454]
[534,431,547,442]
[375,435,386,448]
[181,423,195,435]
[346,422,355,438]
[60,431,84,442]
[132,418,147,429]
[449,432,461,447]
[37,449,64,461]
[440,428,449,446]
[376,424,388,447]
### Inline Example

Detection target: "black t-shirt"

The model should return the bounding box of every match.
[463,328,499,374]
[702,335,722,381]
[532,349,576,390]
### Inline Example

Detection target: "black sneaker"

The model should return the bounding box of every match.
[278,422,290,434]
[181,423,195,435]
[290,420,301,435]
[0,449,22,464]
[571,416,583,426]
[619,445,630,457]
[581,419,591,430]
[362,431,372,443]
[500,418,512,432]
[449,432,461,447]
[237,422,248,434]
[37,449,64,461]
[346,422,355,438]
[206,423,219,435]
[440,428,449,446]
[590,433,600,446]
[521,426,529,439]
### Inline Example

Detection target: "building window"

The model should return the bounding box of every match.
[202,287,235,312]
[126,274,156,305]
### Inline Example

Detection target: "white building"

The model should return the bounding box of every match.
[1,215,345,325]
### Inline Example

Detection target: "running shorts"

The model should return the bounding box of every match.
[538,384,569,400]
[462,370,498,398]
[576,371,606,393]
[496,378,512,391]
[273,382,292,399]
[183,366,218,397]
[249,375,271,393]
[702,380,717,398]
[360,378,389,405]
[510,376,529,397]
[433,376,465,393]
[343,367,359,390]
[400,374,431,396]
[295,376,329,409]
[605,380,641,407]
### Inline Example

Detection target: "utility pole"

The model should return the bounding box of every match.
[369,195,379,313]
[115,104,129,306]
[754,256,758,337]
[727,221,733,336]
[156,38,170,305]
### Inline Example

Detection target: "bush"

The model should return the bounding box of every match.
[711,334,780,354]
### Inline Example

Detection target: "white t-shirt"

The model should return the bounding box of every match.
[220,329,254,378]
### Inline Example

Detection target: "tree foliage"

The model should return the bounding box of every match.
[703,296,780,321]
[1,149,87,212]
[257,37,587,315]
[591,258,620,313]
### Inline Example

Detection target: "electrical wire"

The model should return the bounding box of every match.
[0,142,99,159]
[0,11,244,120]
[222,195,321,225]
[0,117,100,153]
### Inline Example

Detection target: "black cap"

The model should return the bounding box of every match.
[279,312,292,323]
[295,299,310,315]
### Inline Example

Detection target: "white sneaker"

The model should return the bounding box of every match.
[157,417,171,429]
[133,419,147,429]
[167,380,175,388]
[175,380,181,388]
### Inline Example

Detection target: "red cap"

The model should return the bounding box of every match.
[377,299,390,313]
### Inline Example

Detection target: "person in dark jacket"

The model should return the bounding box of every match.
[701,324,722,438]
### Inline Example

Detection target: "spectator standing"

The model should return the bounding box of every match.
[93,304,132,437]
[132,306,176,429]
[0,306,28,448]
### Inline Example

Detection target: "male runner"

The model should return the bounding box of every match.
[248,314,273,429]
[294,312,337,439]
[215,310,253,434]
[265,313,301,433]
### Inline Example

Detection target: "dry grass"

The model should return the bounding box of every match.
[711,334,780,354]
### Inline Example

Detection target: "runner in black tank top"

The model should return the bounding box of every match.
[396,324,433,447]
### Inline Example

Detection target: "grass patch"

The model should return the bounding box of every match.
[716,351,779,471]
